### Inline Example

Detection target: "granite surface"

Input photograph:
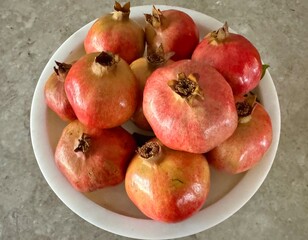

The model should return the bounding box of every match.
[1,0,307,239]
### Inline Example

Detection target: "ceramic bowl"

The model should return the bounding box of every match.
[30,5,280,239]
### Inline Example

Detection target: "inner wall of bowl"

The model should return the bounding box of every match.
[47,12,248,219]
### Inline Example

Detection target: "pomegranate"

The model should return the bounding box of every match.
[65,51,138,129]
[125,138,210,223]
[206,93,273,174]
[130,45,174,130]
[55,120,136,192]
[145,6,199,61]
[143,60,238,153]
[84,1,145,64]
[44,61,76,121]
[192,22,262,95]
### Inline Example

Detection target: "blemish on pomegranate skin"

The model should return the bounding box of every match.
[172,178,184,184]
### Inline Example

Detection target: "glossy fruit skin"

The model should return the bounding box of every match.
[143,60,238,153]
[206,101,272,174]
[55,120,136,192]
[44,64,76,122]
[130,56,173,130]
[192,29,262,96]
[125,138,210,223]
[145,9,199,61]
[65,52,138,129]
[84,9,145,64]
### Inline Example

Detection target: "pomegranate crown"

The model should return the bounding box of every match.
[144,5,163,28]
[210,22,230,42]
[236,92,257,124]
[112,1,130,20]
[168,72,204,106]
[146,44,174,67]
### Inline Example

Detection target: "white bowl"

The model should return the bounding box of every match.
[30,5,281,240]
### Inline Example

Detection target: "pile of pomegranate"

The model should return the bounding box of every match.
[44,2,273,223]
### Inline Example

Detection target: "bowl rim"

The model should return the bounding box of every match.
[30,5,281,240]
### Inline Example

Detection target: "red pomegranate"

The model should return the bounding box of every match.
[206,93,273,174]
[143,60,238,153]
[145,6,199,61]
[55,120,136,192]
[192,22,262,95]
[84,1,145,64]
[44,61,76,121]
[125,138,210,222]
[130,45,174,130]
[65,51,138,129]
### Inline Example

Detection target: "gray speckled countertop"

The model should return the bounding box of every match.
[1,0,307,239]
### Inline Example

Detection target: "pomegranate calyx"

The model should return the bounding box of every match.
[93,52,120,76]
[95,51,119,67]
[54,61,71,82]
[146,44,174,67]
[112,1,130,20]
[74,133,91,153]
[236,92,257,124]
[210,21,229,43]
[144,5,162,29]
[114,1,130,12]
[138,141,161,161]
[168,72,203,105]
